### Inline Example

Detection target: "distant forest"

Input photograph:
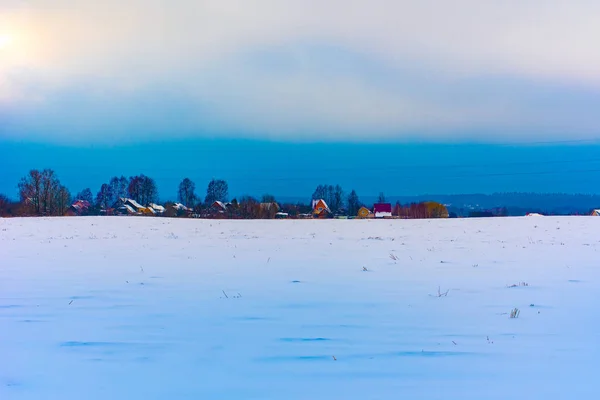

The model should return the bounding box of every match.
[1,168,599,217]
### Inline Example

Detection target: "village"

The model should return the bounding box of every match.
[67,196,593,219]
[63,197,456,220]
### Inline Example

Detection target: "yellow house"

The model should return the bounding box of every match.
[357,206,370,218]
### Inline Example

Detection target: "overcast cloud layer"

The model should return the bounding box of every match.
[1,0,600,144]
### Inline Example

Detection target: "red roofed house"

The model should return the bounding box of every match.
[311,199,331,218]
[66,200,91,216]
[373,203,392,218]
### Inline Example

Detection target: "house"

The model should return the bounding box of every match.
[373,203,392,218]
[113,198,147,215]
[173,203,190,211]
[311,199,331,218]
[210,201,227,213]
[148,203,166,215]
[275,212,289,219]
[526,212,544,217]
[357,206,370,219]
[66,200,91,216]
[590,209,600,216]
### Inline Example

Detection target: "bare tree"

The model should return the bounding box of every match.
[128,175,158,205]
[109,176,128,203]
[55,185,71,215]
[332,185,344,212]
[96,184,113,210]
[178,178,196,208]
[75,188,93,203]
[312,184,344,213]
[18,169,43,215]
[140,175,158,205]
[239,195,259,218]
[261,194,276,203]
[205,179,228,204]
[40,169,60,215]
[347,189,361,216]
[0,194,13,217]
[312,185,328,202]
[18,169,67,216]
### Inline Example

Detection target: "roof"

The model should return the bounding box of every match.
[312,199,330,211]
[526,213,544,217]
[373,203,392,213]
[71,200,91,211]
[173,203,190,211]
[119,197,144,210]
[591,210,600,215]
[212,201,227,210]
[122,204,136,214]
[149,203,165,212]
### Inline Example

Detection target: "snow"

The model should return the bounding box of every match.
[121,198,144,210]
[1,216,599,399]
[173,202,190,211]
[148,203,165,213]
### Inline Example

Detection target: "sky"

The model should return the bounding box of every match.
[1,1,600,198]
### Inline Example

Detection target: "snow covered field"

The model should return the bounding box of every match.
[1,216,599,399]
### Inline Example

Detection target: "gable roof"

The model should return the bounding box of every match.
[312,199,330,211]
[122,204,136,214]
[149,203,165,213]
[211,201,227,211]
[173,203,190,211]
[117,197,144,210]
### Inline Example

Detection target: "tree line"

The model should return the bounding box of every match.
[0,168,450,218]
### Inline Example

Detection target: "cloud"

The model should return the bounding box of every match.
[1,0,600,143]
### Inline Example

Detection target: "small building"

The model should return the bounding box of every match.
[149,203,166,215]
[357,206,370,219]
[174,203,190,211]
[113,198,147,215]
[526,213,544,217]
[590,209,600,216]
[373,203,392,218]
[66,200,91,216]
[275,212,289,219]
[311,199,331,218]
[210,201,227,213]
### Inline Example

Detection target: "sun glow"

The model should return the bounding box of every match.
[0,35,12,50]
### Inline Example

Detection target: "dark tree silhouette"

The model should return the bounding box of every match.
[96,184,113,210]
[378,192,386,203]
[238,196,259,219]
[109,176,128,203]
[128,175,158,205]
[178,178,196,208]
[261,194,276,203]
[205,179,228,204]
[18,169,64,215]
[55,185,71,215]
[312,184,344,212]
[75,188,93,203]
[347,190,361,216]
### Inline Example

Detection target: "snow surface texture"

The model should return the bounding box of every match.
[1,217,598,399]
